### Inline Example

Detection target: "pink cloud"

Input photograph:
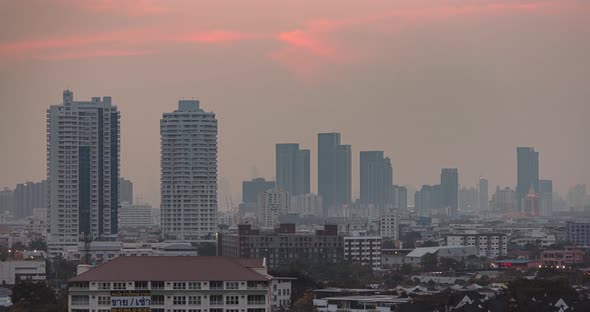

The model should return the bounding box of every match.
[34,50,155,61]
[74,0,170,16]
[176,31,262,43]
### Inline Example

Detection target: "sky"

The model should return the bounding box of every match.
[0,0,589,208]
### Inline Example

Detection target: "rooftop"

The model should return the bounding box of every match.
[69,256,268,282]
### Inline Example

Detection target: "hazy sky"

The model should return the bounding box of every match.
[0,0,589,207]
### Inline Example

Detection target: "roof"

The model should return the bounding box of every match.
[406,246,474,258]
[69,256,268,282]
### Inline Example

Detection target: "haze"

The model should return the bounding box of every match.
[0,0,589,207]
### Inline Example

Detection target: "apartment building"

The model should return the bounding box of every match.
[446,233,508,258]
[343,233,382,270]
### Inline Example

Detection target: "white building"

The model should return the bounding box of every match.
[62,241,199,264]
[258,189,289,227]
[446,233,508,258]
[119,203,153,229]
[161,100,218,241]
[271,277,295,311]
[404,246,478,266]
[379,214,399,240]
[290,193,322,216]
[68,256,285,312]
[343,232,382,270]
[47,90,120,256]
[0,260,46,285]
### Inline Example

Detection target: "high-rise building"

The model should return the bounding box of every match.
[359,151,393,205]
[568,184,587,212]
[491,187,517,212]
[118,178,133,205]
[275,144,310,196]
[118,203,153,229]
[523,186,539,216]
[478,178,489,211]
[47,90,120,255]
[318,133,351,211]
[258,189,290,227]
[441,168,459,217]
[459,187,478,213]
[160,100,217,241]
[414,185,441,216]
[13,180,48,219]
[517,147,539,210]
[539,179,553,216]
[290,193,323,216]
[0,188,13,214]
[390,185,408,210]
[240,178,275,216]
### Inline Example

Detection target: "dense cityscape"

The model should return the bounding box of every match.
[1,1,590,312]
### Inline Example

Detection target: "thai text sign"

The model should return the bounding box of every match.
[111,291,151,312]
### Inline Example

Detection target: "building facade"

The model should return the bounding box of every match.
[119,204,153,229]
[541,247,583,267]
[379,214,399,241]
[359,151,393,206]
[47,90,120,255]
[13,180,48,219]
[539,179,553,217]
[517,147,539,211]
[318,133,351,212]
[119,178,133,205]
[566,221,590,247]
[446,233,508,258]
[440,168,459,217]
[258,189,290,227]
[160,100,217,241]
[478,178,489,212]
[290,193,323,217]
[275,144,309,196]
[343,233,382,270]
[68,256,279,312]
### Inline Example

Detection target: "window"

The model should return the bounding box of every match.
[226,310,239,312]
[134,281,148,289]
[226,282,239,290]
[188,295,201,305]
[188,282,201,290]
[152,310,165,312]
[151,281,164,290]
[225,295,239,305]
[188,310,201,312]
[210,281,223,289]
[173,310,186,312]
[248,295,266,305]
[97,296,110,305]
[71,295,89,306]
[173,296,186,305]
[173,282,186,290]
[210,295,223,306]
[113,282,126,290]
[98,282,110,290]
[151,295,165,305]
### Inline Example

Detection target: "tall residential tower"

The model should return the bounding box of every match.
[318,133,351,212]
[516,147,539,210]
[275,144,310,196]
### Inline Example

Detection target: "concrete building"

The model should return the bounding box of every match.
[359,151,392,205]
[0,188,13,214]
[568,184,587,212]
[523,187,539,217]
[517,147,539,211]
[0,260,46,285]
[459,187,478,213]
[440,168,459,217]
[343,232,382,270]
[491,187,517,213]
[241,178,275,216]
[446,233,508,258]
[478,178,489,212]
[379,214,399,240]
[13,180,48,219]
[160,100,217,241]
[119,178,133,205]
[566,220,590,247]
[119,203,153,229]
[258,189,290,227]
[318,133,351,212]
[541,247,584,268]
[68,256,282,312]
[414,185,441,217]
[539,179,553,217]
[62,241,199,264]
[271,277,295,310]
[218,224,344,270]
[404,246,478,265]
[290,193,323,216]
[389,185,407,210]
[47,90,120,255]
[276,144,310,196]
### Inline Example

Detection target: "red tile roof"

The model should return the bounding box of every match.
[69,256,269,282]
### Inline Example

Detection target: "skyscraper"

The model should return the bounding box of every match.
[478,178,489,211]
[359,151,393,205]
[517,147,539,210]
[539,179,553,216]
[440,168,459,217]
[414,184,441,216]
[459,186,478,212]
[318,133,351,211]
[119,178,133,205]
[160,100,217,241]
[47,90,120,255]
[390,185,408,210]
[13,180,47,219]
[258,189,290,227]
[275,144,310,196]
[240,177,275,215]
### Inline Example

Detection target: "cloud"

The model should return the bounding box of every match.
[34,50,155,61]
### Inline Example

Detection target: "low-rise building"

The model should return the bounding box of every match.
[446,233,508,258]
[0,260,46,285]
[119,203,153,229]
[62,241,198,264]
[381,249,413,268]
[567,220,590,248]
[541,247,584,267]
[379,214,399,240]
[68,256,287,312]
[343,232,382,270]
[404,246,478,265]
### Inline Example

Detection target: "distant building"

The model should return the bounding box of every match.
[343,233,382,270]
[47,90,120,255]
[62,241,199,264]
[359,151,393,205]
[523,187,540,217]
[218,224,344,270]
[240,178,275,216]
[275,144,310,196]
[318,133,351,211]
[258,189,290,227]
[440,168,459,217]
[541,247,583,267]
[390,185,407,210]
[160,100,217,241]
[290,193,323,216]
[13,180,47,219]
[118,178,133,205]
[379,214,399,240]
[0,260,46,285]
[118,203,153,229]
[68,256,282,312]
[539,179,553,216]
[566,220,590,247]
[0,188,13,214]
[517,147,539,211]
[404,246,478,265]
[491,187,517,213]
[446,233,508,258]
[414,185,441,217]
[568,184,587,212]
[459,187,478,213]
[478,178,489,211]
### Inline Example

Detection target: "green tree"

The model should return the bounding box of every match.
[420,240,439,247]
[28,239,47,252]
[11,242,26,251]
[195,242,217,256]
[11,282,56,305]
[420,253,438,271]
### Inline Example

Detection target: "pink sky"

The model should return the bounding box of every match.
[0,0,589,206]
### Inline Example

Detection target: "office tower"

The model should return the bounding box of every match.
[568,184,587,212]
[0,188,13,214]
[539,179,553,217]
[275,144,310,196]
[13,180,48,219]
[478,178,489,211]
[118,178,133,205]
[318,133,351,211]
[161,100,217,241]
[290,193,323,216]
[240,178,275,215]
[258,189,290,227]
[517,147,539,210]
[390,185,408,210]
[47,90,120,254]
[459,187,478,212]
[359,151,393,205]
[118,203,153,229]
[440,168,459,217]
[414,184,441,216]
[523,186,539,216]
[491,187,517,212]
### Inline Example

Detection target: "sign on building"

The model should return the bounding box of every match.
[111,291,151,312]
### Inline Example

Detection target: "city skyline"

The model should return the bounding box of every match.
[1,0,589,206]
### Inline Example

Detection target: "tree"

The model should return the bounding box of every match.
[401,231,421,249]
[28,239,47,252]
[11,282,56,305]
[420,240,439,247]
[291,292,316,312]
[11,242,26,251]
[420,253,438,272]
